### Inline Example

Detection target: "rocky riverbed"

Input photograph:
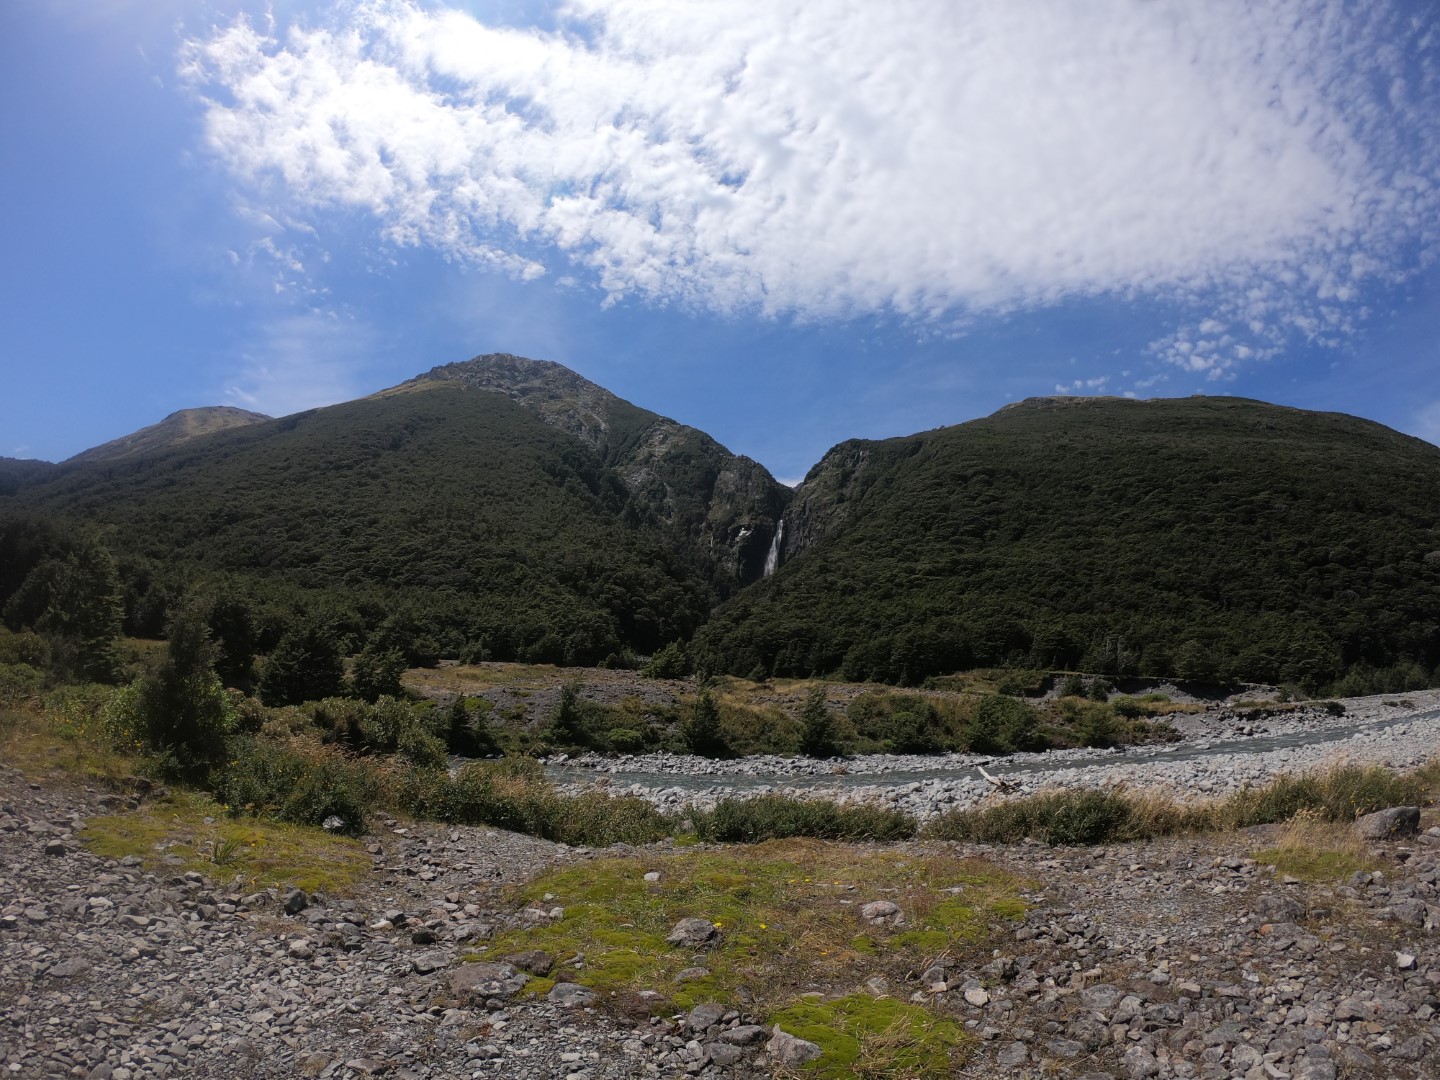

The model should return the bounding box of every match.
[543,691,1440,820]
[3,759,1440,1078]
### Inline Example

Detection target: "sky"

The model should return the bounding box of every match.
[2,0,1439,484]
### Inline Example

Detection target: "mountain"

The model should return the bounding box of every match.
[65,406,272,464]
[0,458,58,497]
[693,395,1440,691]
[1,356,788,664]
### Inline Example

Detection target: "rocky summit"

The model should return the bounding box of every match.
[4,759,1437,1079]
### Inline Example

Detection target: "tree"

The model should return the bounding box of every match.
[643,640,690,679]
[682,691,729,758]
[4,536,124,683]
[119,598,233,778]
[258,623,344,706]
[350,644,407,702]
[446,695,498,757]
[797,687,840,758]
[546,683,592,748]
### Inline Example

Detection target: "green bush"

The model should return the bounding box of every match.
[215,737,374,833]
[642,641,690,680]
[966,694,1045,754]
[1058,673,1086,698]
[682,691,730,758]
[688,794,916,843]
[798,687,841,758]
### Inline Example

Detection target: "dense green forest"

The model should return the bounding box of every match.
[5,362,1440,697]
[1,381,723,669]
[694,396,1440,693]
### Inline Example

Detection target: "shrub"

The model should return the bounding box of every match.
[1058,673,1086,698]
[798,687,841,758]
[215,737,373,833]
[350,645,407,701]
[642,641,690,680]
[1225,765,1426,826]
[682,691,729,757]
[966,694,1044,754]
[258,624,345,706]
[688,795,916,843]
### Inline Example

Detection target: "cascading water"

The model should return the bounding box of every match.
[763,518,785,577]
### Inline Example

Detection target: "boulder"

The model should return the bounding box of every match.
[858,900,903,926]
[1354,806,1420,840]
[547,982,595,1008]
[766,1026,823,1065]
[666,917,720,948]
[449,961,528,1001]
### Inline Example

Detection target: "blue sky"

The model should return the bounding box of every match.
[3,0,1438,484]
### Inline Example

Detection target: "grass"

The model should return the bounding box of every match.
[1252,811,1382,882]
[768,995,968,1079]
[465,839,1023,1075]
[80,789,371,894]
[0,698,143,788]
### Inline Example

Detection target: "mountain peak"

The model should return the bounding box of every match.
[66,406,272,464]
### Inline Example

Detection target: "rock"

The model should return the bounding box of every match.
[997,1042,1028,1067]
[1115,1045,1157,1077]
[674,966,710,982]
[719,1025,768,1046]
[666,917,720,947]
[321,815,346,832]
[1079,984,1123,1013]
[410,952,449,975]
[284,888,308,915]
[1396,951,1417,969]
[449,961,528,1000]
[504,949,555,976]
[547,982,595,1007]
[1046,1037,1086,1059]
[706,1042,745,1066]
[686,1003,726,1032]
[858,900,903,926]
[287,938,315,960]
[43,840,67,856]
[643,871,661,882]
[1355,806,1421,840]
[48,957,91,978]
[964,987,990,1007]
[766,1026,823,1066]
[1386,898,1428,925]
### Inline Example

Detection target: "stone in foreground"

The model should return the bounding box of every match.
[1354,806,1420,840]
[666,917,720,947]
[766,1026,823,1065]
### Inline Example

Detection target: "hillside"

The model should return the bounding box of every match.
[0,359,787,663]
[694,395,1440,691]
[65,406,272,464]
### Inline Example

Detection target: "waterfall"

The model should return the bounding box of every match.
[763,519,785,577]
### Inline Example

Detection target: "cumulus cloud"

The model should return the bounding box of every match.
[183,0,1440,368]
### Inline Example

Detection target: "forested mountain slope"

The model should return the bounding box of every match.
[1,358,788,664]
[694,395,1440,691]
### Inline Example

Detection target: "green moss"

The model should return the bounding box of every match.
[81,790,370,894]
[767,994,970,1078]
[1252,846,1377,882]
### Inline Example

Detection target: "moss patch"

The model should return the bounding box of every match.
[768,994,969,1078]
[474,840,1020,1074]
[81,790,371,894]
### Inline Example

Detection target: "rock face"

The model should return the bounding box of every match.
[412,354,789,588]
[1356,806,1421,840]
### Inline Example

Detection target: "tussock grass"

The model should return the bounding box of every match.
[686,795,917,843]
[924,761,1438,847]
[1252,810,1380,882]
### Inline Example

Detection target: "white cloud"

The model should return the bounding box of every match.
[222,310,373,416]
[183,0,1440,367]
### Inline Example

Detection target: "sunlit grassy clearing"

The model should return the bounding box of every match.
[476,839,1025,1019]
[81,789,371,895]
